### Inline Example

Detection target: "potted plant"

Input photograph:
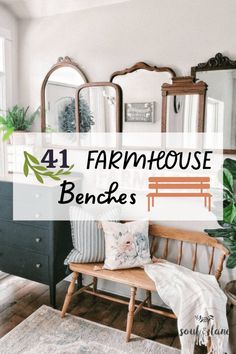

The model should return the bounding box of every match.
[205,158,236,306]
[0,105,38,143]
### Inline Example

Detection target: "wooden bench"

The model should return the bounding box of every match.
[61,224,228,351]
[147,176,212,212]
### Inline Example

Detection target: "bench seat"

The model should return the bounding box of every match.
[70,262,156,292]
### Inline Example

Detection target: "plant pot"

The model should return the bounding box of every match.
[11,131,25,145]
[25,133,35,145]
[225,280,236,306]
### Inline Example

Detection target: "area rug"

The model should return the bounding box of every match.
[0,305,181,354]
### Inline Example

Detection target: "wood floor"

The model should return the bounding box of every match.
[0,275,235,354]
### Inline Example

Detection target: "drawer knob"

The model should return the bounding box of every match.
[35,238,41,243]
[35,263,41,268]
[35,213,40,218]
[35,193,40,199]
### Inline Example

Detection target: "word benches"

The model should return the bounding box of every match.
[147,176,211,212]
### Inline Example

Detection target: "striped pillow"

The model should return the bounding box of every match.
[64,207,120,264]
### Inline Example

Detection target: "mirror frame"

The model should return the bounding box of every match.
[191,52,236,154]
[110,61,176,82]
[40,56,88,132]
[161,76,207,132]
[110,62,176,132]
[75,82,122,132]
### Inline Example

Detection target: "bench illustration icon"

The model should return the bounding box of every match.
[147,177,211,212]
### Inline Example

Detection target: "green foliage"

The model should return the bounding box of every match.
[78,98,95,133]
[23,151,74,184]
[205,158,236,268]
[58,100,76,132]
[58,98,94,133]
[0,105,38,141]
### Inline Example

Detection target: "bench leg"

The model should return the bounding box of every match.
[93,276,98,292]
[208,195,211,212]
[126,286,137,342]
[61,271,78,318]
[146,290,152,308]
[148,196,150,212]
[207,336,212,353]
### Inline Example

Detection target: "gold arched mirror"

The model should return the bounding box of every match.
[40,56,88,132]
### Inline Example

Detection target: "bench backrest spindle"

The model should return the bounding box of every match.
[208,247,215,274]
[177,241,183,265]
[149,224,229,280]
[162,239,169,259]
[192,243,198,271]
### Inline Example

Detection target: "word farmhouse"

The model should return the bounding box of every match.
[58,149,213,206]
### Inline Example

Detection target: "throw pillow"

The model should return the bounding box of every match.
[102,220,152,270]
[64,207,120,265]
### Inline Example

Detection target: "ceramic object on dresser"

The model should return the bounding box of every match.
[0,179,73,307]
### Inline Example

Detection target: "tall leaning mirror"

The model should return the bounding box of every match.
[162,77,207,133]
[110,62,176,133]
[191,53,236,154]
[41,56,88,132]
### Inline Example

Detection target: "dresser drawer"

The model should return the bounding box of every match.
[0,198,13,220]
[0,181,13,198]
[0,199,51,228]
[0,221,50,254]
[0,246,49,284]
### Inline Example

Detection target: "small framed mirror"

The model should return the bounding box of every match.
[75,82,122,132]
[110,62,176,133]
[41,56,88,132]
[162,77,207,133]
[191,53,236,154]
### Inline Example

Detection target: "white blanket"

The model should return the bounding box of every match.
[144,260,229,354]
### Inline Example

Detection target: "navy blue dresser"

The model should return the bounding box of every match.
[0,180,72,307]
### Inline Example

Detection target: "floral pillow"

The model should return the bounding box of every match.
[102,221,152,270]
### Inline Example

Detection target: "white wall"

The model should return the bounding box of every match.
[18,0,236,284]
[0,4,18,176]
[0,3,18,107]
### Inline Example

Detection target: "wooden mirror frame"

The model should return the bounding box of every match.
[110,61,176,82]
[75,82,122,132]
[110,62,176,132]
[40,56,88,132]
[191,52,236,154]
[161,76,207,132]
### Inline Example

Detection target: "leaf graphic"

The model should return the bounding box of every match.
[43,171,54,177]
[26,152,40,165]
[34,172,44,184]
[23,151,74,184]
[23,160,29,177]
[34,165,47,171]
[50,176,61,181]
[55,169,63,175]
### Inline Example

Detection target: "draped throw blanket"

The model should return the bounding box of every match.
[144,261,229,354]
